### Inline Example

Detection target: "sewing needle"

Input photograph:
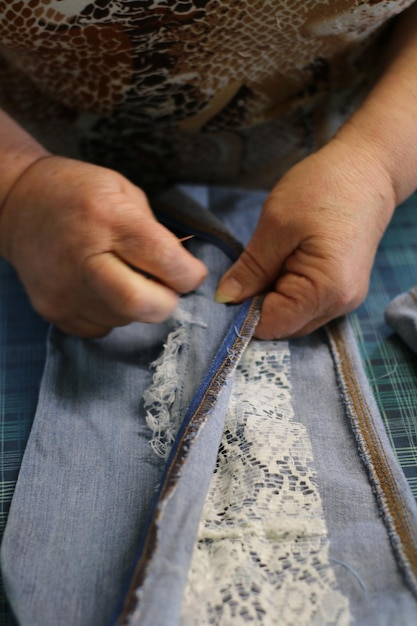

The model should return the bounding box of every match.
[178,235,195,243]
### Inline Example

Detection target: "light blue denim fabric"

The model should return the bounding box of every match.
[3,187,417,626]
[292,327,417,625]
[385,286,417,353]
[116,305,417,626]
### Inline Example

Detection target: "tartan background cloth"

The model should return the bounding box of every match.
[350,193,417,496]
[0,193,417,624]
[0,262,48,624]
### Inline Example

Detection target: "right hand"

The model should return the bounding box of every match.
[0,156,208,337]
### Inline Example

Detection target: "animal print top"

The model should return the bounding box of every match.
[0,0,414,191]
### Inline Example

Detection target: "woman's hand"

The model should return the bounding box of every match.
[215,139,395,338]
[0,156,207,337]
[216,2,417,339]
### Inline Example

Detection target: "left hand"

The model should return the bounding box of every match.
[215,138,396,339]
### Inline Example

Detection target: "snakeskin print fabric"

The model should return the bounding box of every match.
[0,0,414,190]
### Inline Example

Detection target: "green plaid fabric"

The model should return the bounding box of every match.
[0,261,48,624]
[350,193,417,498]
[1,194,417,625]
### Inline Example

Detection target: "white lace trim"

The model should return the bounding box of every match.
[143,307,207,458]
[181,340,351,626]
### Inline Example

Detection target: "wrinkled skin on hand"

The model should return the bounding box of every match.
[0,156,208,337]
[216,138,396,339]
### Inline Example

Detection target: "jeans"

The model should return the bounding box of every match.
[2,187,417,626]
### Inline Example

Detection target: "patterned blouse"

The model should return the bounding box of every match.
[0,0,414,191]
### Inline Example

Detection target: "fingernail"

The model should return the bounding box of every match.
[214,277,243,304]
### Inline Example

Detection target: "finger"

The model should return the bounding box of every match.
[26,279,135,333]
[253,289,316,340]
[214,207,295,304]
[52,317,113,339]
[115,217,208,294]
[48,302,133,337]
[253,271,361,340]
[254,293,334,339]
[82,252,179,323]
[281,314,336,338]
[69,295,143,329]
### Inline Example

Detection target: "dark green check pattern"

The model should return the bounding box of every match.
[1,195,417,625]
[350,193,417,497]
[0,260,48,625]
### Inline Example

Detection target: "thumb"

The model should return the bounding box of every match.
[214,217,291,304]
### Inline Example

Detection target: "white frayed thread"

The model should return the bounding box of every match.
[144,307,207,459]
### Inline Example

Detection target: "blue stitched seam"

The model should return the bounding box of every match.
[111,296,261,626]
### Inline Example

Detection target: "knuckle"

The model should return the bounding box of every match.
[117,285,178,322]
[117,289,145,317]
[326,275,368,315]
[31,292,66,323]
[111,170,147,200]
[152,239,181,267]
[132,184,148,205]
[147,241,204,288]
[333,288,353,310]
[81,252,104,280]
[79,195,106,223]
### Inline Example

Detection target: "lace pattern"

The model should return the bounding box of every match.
[181,340,351,626]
